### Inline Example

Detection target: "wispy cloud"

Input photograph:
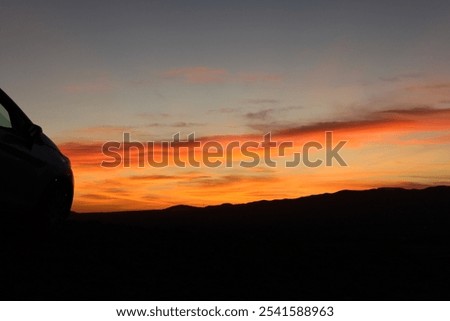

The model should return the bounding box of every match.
[162,66,228,84]
[237,72,283,84]
[245,109,274,121]
[59,141,106,169]
[128,174,211,181]
[272,106,450,137]
[273,119,402,137]
[128,174,179,180]
[63,77,114,94]
[244,106,304,122]
[161,66,283,85]
[137,112,171,119]
[244,99,280,105]
[207,107,240,114]
[147,122,205,128]
[376,106,450,117]
[72,125,136,135]
[172,121,205,128]
[180,174,279,188]
[379,72,424,82]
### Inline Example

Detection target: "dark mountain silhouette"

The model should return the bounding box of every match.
[2,186,450,300]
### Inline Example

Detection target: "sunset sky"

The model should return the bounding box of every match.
[2,0,450,212]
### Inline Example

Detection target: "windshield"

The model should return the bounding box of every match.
[0,88,34,133]
[0,103,13,128]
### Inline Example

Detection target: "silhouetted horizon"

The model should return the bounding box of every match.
[75,185,450,215]
[4,184,449,300]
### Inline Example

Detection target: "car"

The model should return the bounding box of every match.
[0,88,73,225]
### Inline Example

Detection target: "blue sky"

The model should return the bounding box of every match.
[2,0,450,139]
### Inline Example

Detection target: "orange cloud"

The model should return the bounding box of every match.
[162,66,228,84]
[63,77,114,94]
[60,105,450,212]
[161,66,283,85]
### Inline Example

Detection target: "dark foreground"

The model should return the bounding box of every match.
[2,186,450,300]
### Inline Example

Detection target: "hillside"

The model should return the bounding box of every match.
[3,186,450,300]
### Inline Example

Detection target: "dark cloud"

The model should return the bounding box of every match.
[137,112,171,119]
[379,72,424,82]
[244,106,303,121]
[146,122,205,127]
[274,119,398,136]
[246,121,296,132]
[244,99,280,105]
[280,106,304,111]
[172,121,205,127]
[377,106,450,116]
[252,106,450,136]
[207,107,240,114]
[245,109,274,120]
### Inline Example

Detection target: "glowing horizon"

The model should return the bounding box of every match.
[61,104,450,212]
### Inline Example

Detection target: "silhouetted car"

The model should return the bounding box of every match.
[0,88,73,225]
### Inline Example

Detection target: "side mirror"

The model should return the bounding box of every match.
[28,123,43,141]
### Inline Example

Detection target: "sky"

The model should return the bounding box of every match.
[1,0,450,212]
